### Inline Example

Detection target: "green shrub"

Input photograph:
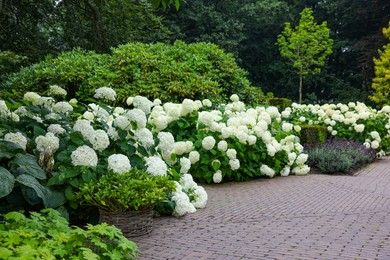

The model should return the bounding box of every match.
[3,41,260,104]
[264,97,292,111]
[76,169,175,212]
[307,138,376,174]
[299,124,327,145]
[0,208,139,259]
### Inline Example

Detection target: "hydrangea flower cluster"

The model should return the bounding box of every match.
[284,102,390,154]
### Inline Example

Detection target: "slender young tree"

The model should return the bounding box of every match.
[370,22,390,106]
[277,8,333,103]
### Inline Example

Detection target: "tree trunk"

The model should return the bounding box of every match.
[299,74,303,104]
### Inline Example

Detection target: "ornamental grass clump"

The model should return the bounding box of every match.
[306,138,376,174]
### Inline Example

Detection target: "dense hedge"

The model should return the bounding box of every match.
[299,124,328,145]
[2,41,262,104]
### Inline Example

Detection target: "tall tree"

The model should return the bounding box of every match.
[277,8,333,103]
[370,22,390,106]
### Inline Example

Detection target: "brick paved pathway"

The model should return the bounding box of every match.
[133,157,390,259]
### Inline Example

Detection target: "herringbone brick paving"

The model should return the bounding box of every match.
[133,156,390,259]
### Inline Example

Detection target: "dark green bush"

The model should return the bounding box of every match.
[306,138,376,174]
[2,41,260,104]
[300,124,328,145]
[264,97,292,111]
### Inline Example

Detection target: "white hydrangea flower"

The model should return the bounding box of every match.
[114,116,131,130]
[293,125,301,132]
[202,99,212,107]
[292,165,310,175]
[354,124,365,133]
[370,131,380,140]
[126,109,147,129]
[260,164,275,178]
[282,123,293,132]
[230,94,239,102]
[299,116,306,122]
[280,166,290,177]
[73,119,95,143]
[171,182,196,217]
[281,110,291,118]
[221,126,233,139]
[114,107,125,115]
[108,154,131,174]
[145,156,167,176]
[94,87,117,101]
[52,102,73,113]
[266,106,280,119]
[69,98,78,105]
[126,97,134,106]
[229,159,240,170]
[247,135,257,145]
[331,130,337,136]
[91,130,110,151]
[38,97,55,108]
[179,174,197,190]
[134,128,154,147]
[226,148,237,159]
[107,126,119,141]
[235,130,248,143]
[35,132,60,153]
[174,141,193,155]
[202,136,216,150]
[4,132,27,150]
[153,99,162,106]
[217,140,228,151]
[371,140,380,149]
[191,186,208,208]
[213,170,222,183]
[189,151,200,164]
[49,85,67,96]
[132,96,153,114]
[83,111,95,121]
[261,131,272,144]
[180,99,195,116]
[23,92,41,105]
[94,107,110,122]
[157,132,175,154]
[14,106,28,117]
[266,143,277,157]
[259,112,272,125]
[71,145,98,167]
[180,157,192,174]
[363,142,371,149]
[381,105,390,113]
[295,153,308,165]
[288,152,297,166]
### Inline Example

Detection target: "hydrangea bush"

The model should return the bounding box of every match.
[283,102,390,154]
[0,86,207,218]
[146,94,311,183]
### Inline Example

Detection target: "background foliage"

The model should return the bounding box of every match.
[2,41,261,104]
[0,0,389,104]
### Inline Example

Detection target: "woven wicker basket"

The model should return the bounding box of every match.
[99,207,154,237]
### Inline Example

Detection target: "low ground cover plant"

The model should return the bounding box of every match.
[0,208,139,259]
[306,138,376,174]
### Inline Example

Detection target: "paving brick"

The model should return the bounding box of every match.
[133,156,390,259]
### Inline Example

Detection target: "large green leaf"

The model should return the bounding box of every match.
[0,166,15,198]
[0,140,24,159]
[46,190,67,208]
[11,154,46,180]
[16,174,51,207]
